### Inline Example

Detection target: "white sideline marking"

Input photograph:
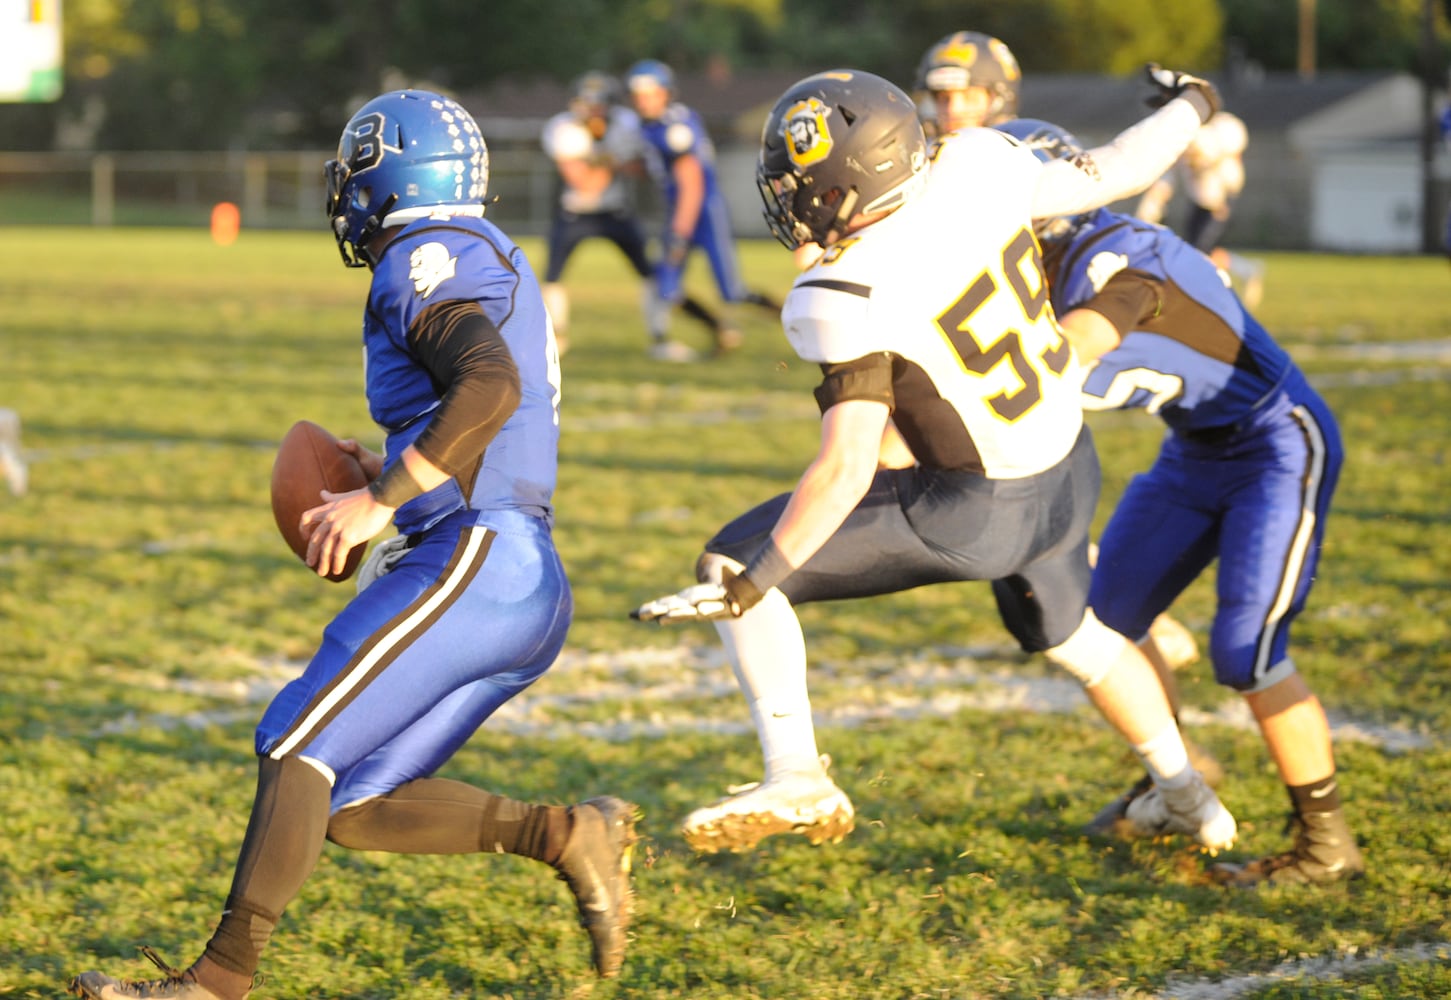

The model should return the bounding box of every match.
[94,643,1436,754]
[1075,941,1451,1000]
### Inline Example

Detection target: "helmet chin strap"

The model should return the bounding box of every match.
[822,187,859,245]
[354,193,400,266]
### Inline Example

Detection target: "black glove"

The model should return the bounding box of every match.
[1143,62,1220,124]
[721,566,765,617]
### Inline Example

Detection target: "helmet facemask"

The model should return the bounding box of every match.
[324,90,489,269]
[756,72,927,251]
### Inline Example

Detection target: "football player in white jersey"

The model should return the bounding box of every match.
[634,68,1237,857]
[1136,109,1264,307]
[540,72,724,358]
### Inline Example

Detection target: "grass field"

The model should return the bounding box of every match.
[1,226,1449,999]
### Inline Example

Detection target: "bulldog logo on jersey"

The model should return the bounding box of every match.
[1086,251,1129,293]
[409,242,457,298]
[784,97,834,169]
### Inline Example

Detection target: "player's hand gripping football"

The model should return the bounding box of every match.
[1143,63,1221,123]
[302,488,393,580]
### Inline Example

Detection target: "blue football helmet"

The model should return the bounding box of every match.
[994,117,1094,243]
[624,59,675,95]
[324,89,490,268]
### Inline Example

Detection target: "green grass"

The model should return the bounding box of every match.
[1,227,1448,998]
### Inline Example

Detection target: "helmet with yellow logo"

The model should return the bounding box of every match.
[914,31,1021,125]
[756,70,928,250]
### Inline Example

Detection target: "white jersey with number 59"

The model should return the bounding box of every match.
[783,127,1081,480]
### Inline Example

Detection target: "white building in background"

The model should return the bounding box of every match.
[1287,74,1447,253]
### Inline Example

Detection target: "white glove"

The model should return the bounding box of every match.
[631,582,734,624]
[355,534,413,593]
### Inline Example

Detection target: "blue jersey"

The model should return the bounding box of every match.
[364,215,561,534]
[1048,208,1343,692]
[637,103,722,205]
[1044,207,1292,435]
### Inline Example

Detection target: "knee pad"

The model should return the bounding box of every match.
[695,550,745,585]
[1043,608,1130,688]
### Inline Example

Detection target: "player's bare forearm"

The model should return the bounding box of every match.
[769,400,888,567]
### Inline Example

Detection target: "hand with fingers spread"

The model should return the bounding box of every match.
[632,569,765,624]
[1143,62,1220,123]
[301,488,393,580]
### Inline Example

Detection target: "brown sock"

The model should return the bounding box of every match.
[326,777,572,863]
[200,756,332,986]
[188,954,254,1000]
[1288,774,1342,817]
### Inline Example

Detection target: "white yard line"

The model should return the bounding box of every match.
[94,642,1437,754]
[1077,941,1451,1000]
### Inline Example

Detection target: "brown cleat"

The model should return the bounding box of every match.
[555,796,639,978]
[69,949,224,1000]
[1213,810,1364,887]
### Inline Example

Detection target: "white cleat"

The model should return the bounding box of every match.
[682,770,855,854]
[647,340,699,363]
[1148,613,1199,670]
[1124,771,1237,853]
[0,408,27,496]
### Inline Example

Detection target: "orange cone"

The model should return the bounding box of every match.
[210,201,241,246]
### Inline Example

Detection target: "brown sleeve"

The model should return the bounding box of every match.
[813,351,895,414]
[1079,269,1164,336]
[405,299,522,478]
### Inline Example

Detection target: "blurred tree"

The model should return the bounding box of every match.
[0,0,1443,151]
[1221,0,1448,73]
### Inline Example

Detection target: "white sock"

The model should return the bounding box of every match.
[1133,722,1193,790]
[712,588,821,782]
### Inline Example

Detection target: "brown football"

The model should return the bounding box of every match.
[270,420,370,582]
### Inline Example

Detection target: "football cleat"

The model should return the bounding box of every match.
[1085,743,1224,839]
[714,326,744,355]
[554,796,639,979]
[1083,773,1153,839]
[0,408,26,497]
[1147,612,1200,670]
[69,949,223,1000]
[647,340,698,363]
[1123,770,1237,853]
[1212,810,1364,888]
[683,769,855,854]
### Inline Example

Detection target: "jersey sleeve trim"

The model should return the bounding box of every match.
[1082,270,1163,335]
[813,353,895,414]
[797,278,873,299]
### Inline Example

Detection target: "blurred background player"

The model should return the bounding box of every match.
[624,59,780,361]
[68,89,637,1000]
[539,71,722,358]
[1002,117,1362,887]
[0,408,27,496]
[635,67,1236,859]
[1136,108,1265,308]
[914,30,1022,136]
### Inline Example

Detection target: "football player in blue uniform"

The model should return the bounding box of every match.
[540,71,724,357]
[634,68,1236,859]
[625,59,780,360]
[69,90,637,1000]
[998,118,1363,886]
